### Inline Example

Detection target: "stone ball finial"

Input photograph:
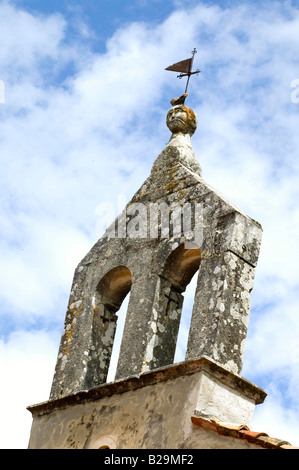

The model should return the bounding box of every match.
[166,103,197,137]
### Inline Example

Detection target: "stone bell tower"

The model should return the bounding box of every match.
[27,97,267,449]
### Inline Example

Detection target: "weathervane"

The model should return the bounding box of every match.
[165,48,200,96]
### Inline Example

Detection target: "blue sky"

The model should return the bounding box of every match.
[1,0,299,448]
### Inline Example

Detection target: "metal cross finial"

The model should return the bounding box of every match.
[165,48,200,94]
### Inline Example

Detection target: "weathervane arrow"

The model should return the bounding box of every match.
[165,48,200,94]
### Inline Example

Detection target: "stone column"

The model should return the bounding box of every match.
[49,294,95,399]
[185,211,262,375]
[85,303,118,388]
[115,275,183,379]
[185,251,255,375]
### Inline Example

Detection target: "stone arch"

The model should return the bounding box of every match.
[163,244,201,292]
[87,266,132,387]
[97,265,132,310]
[163,245,201,363]
[141,244,201,372]
[89,435,117,449]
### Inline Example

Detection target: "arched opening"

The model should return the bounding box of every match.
[106,292,130,382]
[89,435,116,449]
[144,244,201,372]
[173,274,198,363]
[163,244,201,365]
[87,266,132,387]
[97,265,132,310]
[164,244,201,293]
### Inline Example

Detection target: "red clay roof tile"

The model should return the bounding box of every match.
[191,415,298,449]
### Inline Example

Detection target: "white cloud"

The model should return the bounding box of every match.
[0,2,67,82]
[251,384,299,447]
[1,0,299,448]
[0,329,59,449]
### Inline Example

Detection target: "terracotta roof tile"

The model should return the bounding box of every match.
[239,430,268,439]
[191,415,299,449]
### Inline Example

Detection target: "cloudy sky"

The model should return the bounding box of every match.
[1,0,299,449]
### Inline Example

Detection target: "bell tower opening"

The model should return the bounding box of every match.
[164,244,201,293]
[106,292,130,382]
[174,274,198,363]
[136,244,201,373]
[87,266,132,386]
[96,265,132,310]
[164,244,201,364]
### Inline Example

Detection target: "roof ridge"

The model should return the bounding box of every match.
[191,415,298,449]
